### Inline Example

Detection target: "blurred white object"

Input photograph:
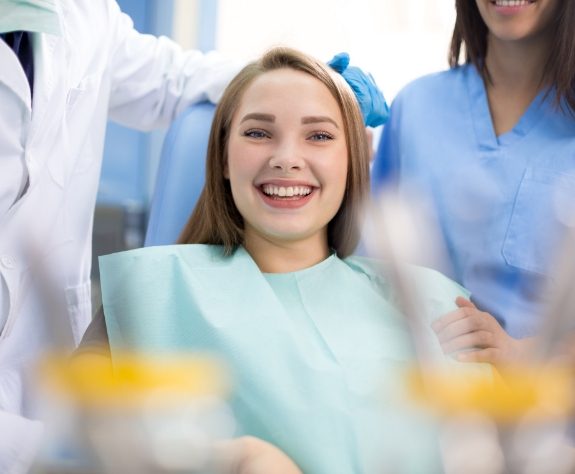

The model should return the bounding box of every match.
[36,353,234,474]
[363,190,451,363]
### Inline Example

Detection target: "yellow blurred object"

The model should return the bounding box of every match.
[40,351,230,407]
[407,364,575,422]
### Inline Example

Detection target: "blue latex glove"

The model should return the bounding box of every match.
[327,52,389,127]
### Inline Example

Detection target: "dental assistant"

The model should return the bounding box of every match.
[0,0,240,471]
[372,0,575,365]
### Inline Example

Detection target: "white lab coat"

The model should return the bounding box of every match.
[0,0,239,471]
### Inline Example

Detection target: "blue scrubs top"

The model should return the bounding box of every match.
[372,64,575,338]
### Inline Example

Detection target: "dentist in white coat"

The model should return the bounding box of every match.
[0,0,240,471]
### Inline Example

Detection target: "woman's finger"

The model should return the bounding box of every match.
[431,308,468,333]
[456,348,499,364]
[435,312,489,343]
[441,330,495,354]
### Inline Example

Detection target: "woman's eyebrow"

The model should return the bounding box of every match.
[301,116,339,128]
[240,113,275,123]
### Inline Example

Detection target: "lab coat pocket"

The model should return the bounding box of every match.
[502,167,575,276]
[64,280,92,345]
[66,75,98,110]
[49,75,101,186]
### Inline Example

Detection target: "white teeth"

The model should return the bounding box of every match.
[494,0,532,6]
[261,184,312,197]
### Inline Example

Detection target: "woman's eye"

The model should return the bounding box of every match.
[244,129,270,139]
[309,131,334,141]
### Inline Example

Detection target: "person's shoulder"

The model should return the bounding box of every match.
[343,254,451,280]
[403,264,469,301]
[342,254,382,278]
[342,256,469,308]
[99,244,228,269]
[338,255,396,302]
[394,65,471,105]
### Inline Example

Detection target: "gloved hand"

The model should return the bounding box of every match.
[327,52,389,128]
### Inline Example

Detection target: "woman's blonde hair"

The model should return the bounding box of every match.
[178,46,370,257]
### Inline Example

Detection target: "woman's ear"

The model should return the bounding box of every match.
[223,161,230,179]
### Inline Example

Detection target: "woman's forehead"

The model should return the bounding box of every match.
[234,68,342,122]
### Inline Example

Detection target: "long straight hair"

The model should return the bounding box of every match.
[449,0,575,114]
[178,47,370,258]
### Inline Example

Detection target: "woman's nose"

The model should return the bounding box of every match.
[268,140,306,171]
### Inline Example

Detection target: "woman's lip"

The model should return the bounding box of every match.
[256,179,317,187]
[489,0,535,13]
[256,186,316,209]
[490,0,535,4]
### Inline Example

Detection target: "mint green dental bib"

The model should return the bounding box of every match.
[99,245,481,473]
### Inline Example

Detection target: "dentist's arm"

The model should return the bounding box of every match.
[106,0,241,130]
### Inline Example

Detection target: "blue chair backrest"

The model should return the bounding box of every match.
[144,102,216,246]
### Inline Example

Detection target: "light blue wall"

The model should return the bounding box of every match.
[97,0,175,209]
[197,0,218,51]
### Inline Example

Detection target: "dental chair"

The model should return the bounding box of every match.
[144,102,216,246]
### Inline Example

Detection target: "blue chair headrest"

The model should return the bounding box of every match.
[144,102,216,246]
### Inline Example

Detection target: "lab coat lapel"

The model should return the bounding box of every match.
[30,32,66,139]
[27,31,68,184]
[29,0,67,130]
[0,39,31,111]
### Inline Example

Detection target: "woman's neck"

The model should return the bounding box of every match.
[485,32,550,90]
[484,33,552,135]
[243,232,330,274]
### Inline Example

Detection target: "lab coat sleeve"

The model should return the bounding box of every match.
[0,411,43,474]
[105,0,242,131]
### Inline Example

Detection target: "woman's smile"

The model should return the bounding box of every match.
[258,181,317,209]
[477,0,558,43]
[490,0,536,15]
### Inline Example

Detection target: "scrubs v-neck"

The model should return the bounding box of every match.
[372,64,575,338]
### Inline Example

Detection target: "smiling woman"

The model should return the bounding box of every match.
[79,47,491,474]
[222,68,348,271]
[179,47,369,266]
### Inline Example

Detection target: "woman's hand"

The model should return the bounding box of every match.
[432,297,534,366]
[212,436,302,474]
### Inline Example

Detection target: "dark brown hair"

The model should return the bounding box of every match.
[178,46,371,258]
[449,0,575,114]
